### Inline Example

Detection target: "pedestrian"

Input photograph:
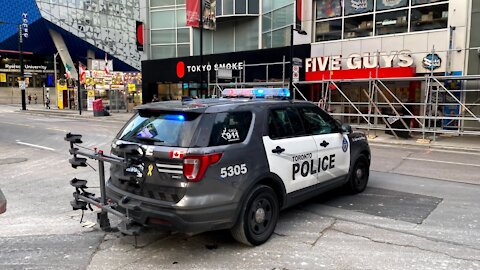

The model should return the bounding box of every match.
[45,96,50,109]
[27,94,31,104]
[33,94,37,104]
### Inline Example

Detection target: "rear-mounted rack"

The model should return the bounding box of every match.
[65,132,145,236]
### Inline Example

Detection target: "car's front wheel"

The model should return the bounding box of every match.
[231,185,279,246]
[345,155,370,194]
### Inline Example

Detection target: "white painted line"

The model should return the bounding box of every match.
[15,140,56,152]
[47,127,69,132]
[403,157,480,168]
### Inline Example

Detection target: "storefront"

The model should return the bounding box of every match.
[141,45,311,103]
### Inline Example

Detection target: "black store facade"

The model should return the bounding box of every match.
[141,45,311,103]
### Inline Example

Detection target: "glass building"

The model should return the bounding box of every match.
[0,0,146,109]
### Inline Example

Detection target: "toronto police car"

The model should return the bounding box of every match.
[106,88,370,246]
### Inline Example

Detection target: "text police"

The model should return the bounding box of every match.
[292,153,335,180]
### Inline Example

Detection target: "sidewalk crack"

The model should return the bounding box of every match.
[332,228,480,263]
[311,219,337,247]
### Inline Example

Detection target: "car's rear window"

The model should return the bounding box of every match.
[209,111,252,146]
[117,111,202,147]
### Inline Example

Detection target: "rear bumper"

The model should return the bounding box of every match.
[0,189,6,214]
[106,182,238,234]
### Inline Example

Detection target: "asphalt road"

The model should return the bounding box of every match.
[0,105,479,270]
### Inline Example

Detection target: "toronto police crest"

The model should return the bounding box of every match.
[342,137,349,152]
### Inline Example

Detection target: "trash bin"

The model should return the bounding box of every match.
[93,99,104,117]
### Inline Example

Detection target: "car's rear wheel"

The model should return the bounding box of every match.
[231,185,279,246]
[345,155,370,194]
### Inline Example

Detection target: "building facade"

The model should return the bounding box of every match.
[0,0,146,109]
[143,0,477,100]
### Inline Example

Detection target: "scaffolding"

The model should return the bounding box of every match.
[293,74,480,140]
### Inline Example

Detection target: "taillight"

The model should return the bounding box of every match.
[183,153,222,182]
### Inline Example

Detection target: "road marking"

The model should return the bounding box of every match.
[403,157,480,168]
[0,121,31,127]
[15,140,56,152]
[47,127,69,132]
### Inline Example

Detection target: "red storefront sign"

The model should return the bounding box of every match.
[306,66,416,81]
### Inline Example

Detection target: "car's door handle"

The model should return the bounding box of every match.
[272,146,285,154]
[320,140,329,148]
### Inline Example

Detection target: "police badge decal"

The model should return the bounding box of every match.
[342,137,349,152]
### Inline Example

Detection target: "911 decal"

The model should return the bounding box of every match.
[220,164,248,178]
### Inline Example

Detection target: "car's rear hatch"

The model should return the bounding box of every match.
[110,109,205,204]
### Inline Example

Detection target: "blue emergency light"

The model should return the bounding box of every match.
[222,88,290,98]
[163,114,185,121]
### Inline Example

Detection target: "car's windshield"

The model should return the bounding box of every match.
[117,111,202,147]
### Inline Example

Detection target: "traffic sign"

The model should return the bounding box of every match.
[18,80,26,90]
[292,71,299,83]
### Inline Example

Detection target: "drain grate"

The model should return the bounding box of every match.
[321,187,443,224]
[0,158,28,165]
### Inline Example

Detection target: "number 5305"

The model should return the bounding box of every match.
[220,164,248,178]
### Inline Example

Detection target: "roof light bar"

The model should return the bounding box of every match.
[221,88,290,99]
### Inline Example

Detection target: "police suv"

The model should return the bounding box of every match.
[106,88,370,246]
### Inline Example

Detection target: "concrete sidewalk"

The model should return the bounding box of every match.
[10,103,480,153]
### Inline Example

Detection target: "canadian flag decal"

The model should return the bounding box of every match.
[170,150,185,159]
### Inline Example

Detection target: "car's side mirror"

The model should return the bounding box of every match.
[341,124,353,134]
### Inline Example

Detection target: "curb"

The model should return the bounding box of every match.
[369,140,480,154]
[15,110,132,123]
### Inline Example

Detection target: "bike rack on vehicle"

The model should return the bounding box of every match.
[65,132,145,236]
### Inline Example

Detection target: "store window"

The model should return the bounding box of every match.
[151,29,176,44]
[150,0,176,7]
[411,4,448,32]
[151,10,175,29]
[248,0,259,13]
[262,0,294,48]
[375,10,408,35]
[413,0,444,4]
[152,45,176,59]
[345,0,373,15]
[316,0,342,19]
[315,19,342,41]
[344,15,373,39]
[376,0,408,11]
[235,0,246,14]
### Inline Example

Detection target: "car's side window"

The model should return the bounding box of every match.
[209,111,253,146]
[300,106,338,135]
[268,107,306,139]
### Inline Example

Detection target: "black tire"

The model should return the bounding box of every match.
[345,155,370,194]
[230,185,279,246]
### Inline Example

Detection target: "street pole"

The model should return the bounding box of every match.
[289,25,294,98]
[199,0,203,95]
[53,53,57,107]
[77,62,82,115]
[19,24,26,110]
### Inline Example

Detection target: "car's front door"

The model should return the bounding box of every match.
[298,106,350,183]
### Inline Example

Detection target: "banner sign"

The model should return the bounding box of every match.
[186,0,216,30]
[186,0,200,27]
[345,0,374,15]
[21,12,28,38]
[136,21,144,51]
[202,0,216,30]
[295,0,302,29]
[376,0,408,11]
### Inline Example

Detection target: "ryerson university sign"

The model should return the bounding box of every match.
[305,50,414,72]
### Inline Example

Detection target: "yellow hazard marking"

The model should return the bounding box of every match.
[147,164,154,176]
